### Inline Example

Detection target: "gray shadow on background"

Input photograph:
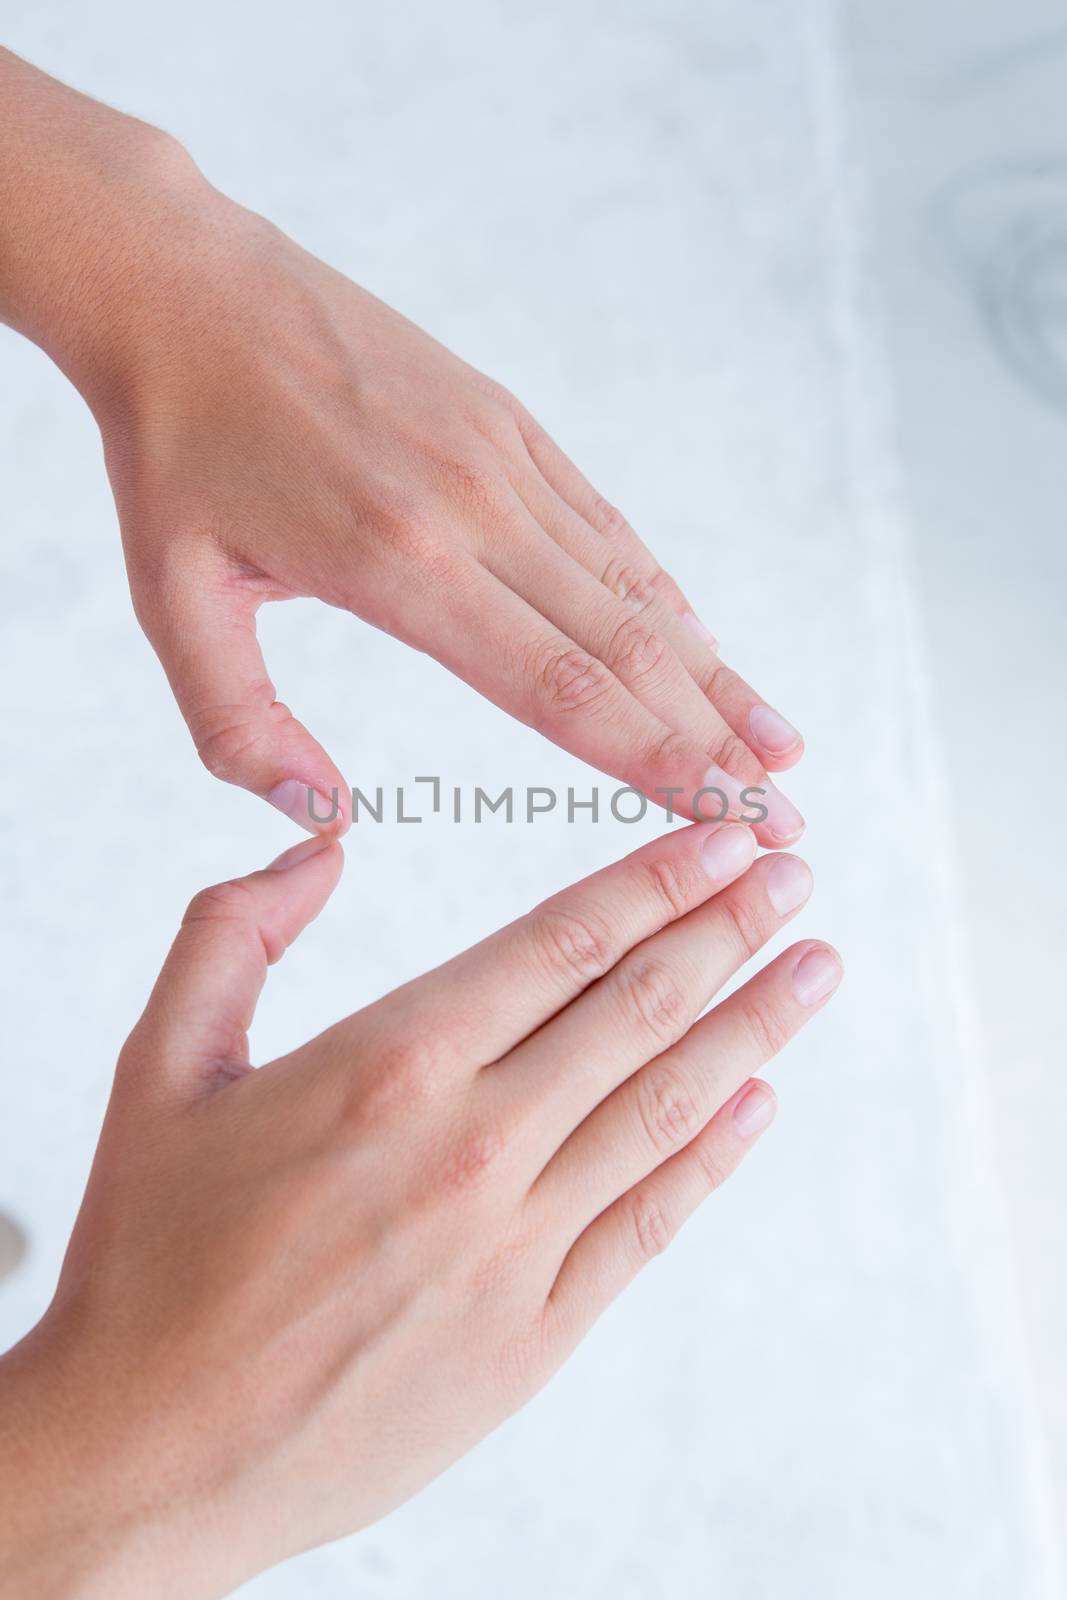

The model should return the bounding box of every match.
[933,161,1067,414]
[0,1212,28,1284]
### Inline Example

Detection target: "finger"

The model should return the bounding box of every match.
[511,409,693,603]
[419,563,799,841]
[480,503,803,841]
[533,931,840,1238]
[138,551,350,834]
[559,498,805,773]
[543,1077,777,1349]
[511,422,806,771]
[496,852,816,1174]
[338,820,758,1071]
[688,653,805,774]
[121,835,344,1100]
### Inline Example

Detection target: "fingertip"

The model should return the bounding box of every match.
[732,1079,777,1140]
[790,941,844,1007]
[759,735,806,773]
[266,778,351,837]
[251,835,344,961]
[752,779,806,850]
[266,834,344,874]
[698,820,758,885]
[681,610,719,652]
[748,705,804,765]
[763,852,814,917]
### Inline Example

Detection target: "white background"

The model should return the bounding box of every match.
[1,2,1065,1595]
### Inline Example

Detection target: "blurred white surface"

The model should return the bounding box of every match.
[0,1,1063,1595]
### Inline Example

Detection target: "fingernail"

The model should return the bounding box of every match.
[698,764,755,823]
[699,766,804,844]
[700,823,756,883]
[733,1082,777,1140]
[682,610,719,652]
[792,945,842,1006]
[757,779,806,845]
[267,779,339,832]
[765,855,813,916]
[267,835,334,871]
[749,704,801,756]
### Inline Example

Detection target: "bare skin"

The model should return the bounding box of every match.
[0,47,831,1595]
[0,48,805,840]
[0,823,840,1596]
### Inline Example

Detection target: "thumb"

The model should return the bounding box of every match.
[143,563,351,835]
[123,835,343,1100]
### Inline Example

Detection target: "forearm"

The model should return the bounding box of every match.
[0,48,208,414]
[0,1332,113,1597]
[0,1326,212,1600]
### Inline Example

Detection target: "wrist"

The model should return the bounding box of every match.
[0,1320,180,1599]
[0,1328,111,1596]
[0,1301,272,1600]
[0,49,212,417]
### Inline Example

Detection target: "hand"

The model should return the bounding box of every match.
[0,822,840,1596]
[0,53,805,842]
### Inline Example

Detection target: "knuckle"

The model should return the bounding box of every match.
[600,555,655,611]
[640,853,703,922]
[707,726,763,784]
[604,613,670,688]
[619,956,690,1046]
[434,452,500,517]
[470,372,522,416]
[719,891,768,962]
[183,879,256,929]
[527,904,617,985]
[342,1034,445,1134]
[375,498,459,586]
[647,563,687,608]
[702,659,743,707]
[373,1035,445,1103]
[643,727,695,784]
[738,992,793,1059]
[467,385,526,448]
[438,1116,511,1196]
[629,1189,675,1262]
[526,640,616,719]
[591,494,631,542]
[181,878,284,961]
[693,1139,732,1193]
[190,685,277,781]
[635,1062,703,1156]
[197,723,261,781]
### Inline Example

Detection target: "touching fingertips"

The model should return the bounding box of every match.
[733,1081,777,1140]
[681,609,719,652]
[699,822,756,884]
[749,703,801,756]
[765,854,813,917]
[791,944,843,1006]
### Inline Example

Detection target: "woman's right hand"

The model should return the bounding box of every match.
[0,823,841,1599]
[0,48,806,845]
